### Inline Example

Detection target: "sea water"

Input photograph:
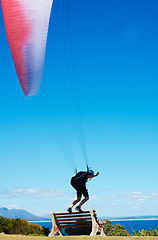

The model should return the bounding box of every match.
[31,219,158,235]
[111,219,158,235]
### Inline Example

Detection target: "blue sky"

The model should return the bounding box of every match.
[0,0,158,218]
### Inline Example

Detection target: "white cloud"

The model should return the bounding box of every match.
[103,195,119,200]
[111,202,117,206]
[133,192,142,195]
[102,202,117,207]
[151,192,158,198]
[98,191,158,214]
[124,192,150,201]
[5,204,21,209]
[0,188,67,198]
[95,191,158,205]
[90,195,98,200]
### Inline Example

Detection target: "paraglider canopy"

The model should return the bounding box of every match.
[1,0,53,96]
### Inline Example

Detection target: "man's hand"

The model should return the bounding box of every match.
[87,171,100,179]
[95,172,99,176]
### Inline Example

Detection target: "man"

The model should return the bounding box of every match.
[67,170,99,213]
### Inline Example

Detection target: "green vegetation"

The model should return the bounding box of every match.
[0,217,49,236]
[103,220,130,236]
[133,227,158,236]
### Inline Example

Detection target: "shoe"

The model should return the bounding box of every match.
[67,207,72,213]
[75,206,83,212]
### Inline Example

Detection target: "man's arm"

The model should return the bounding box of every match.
[87,172,99,179]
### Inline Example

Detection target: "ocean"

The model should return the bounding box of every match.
[111,219,158,235]
[31,219,158,235]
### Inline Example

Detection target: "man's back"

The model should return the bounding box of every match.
[74,171,87,185]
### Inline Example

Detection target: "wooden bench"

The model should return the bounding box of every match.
[49,208,107,236]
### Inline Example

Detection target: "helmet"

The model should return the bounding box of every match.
[88,169,94,175]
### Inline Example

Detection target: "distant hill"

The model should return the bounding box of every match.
[0,207,48,221]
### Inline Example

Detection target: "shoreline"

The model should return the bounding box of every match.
[29,218,158,223]
[110,218,158,221]
[29,221,52,223]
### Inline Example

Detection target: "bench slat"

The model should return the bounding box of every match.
[54,213,97,219]
[58,222,92,227]
[57,220,92,224]
[59,224,92,228]
[56,218,92,222]
[55,214,93,219]
[54,211,92,216]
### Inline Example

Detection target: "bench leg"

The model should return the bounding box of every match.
[100,226,106,236]
[49,225,62,237]
[90,225,106,236]
[49,212,62,237]
[90,208,106,236]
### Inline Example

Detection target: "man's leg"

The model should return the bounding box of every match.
[67,191,81,212]
[75,188,89,212]
[70,197,81,208]
[78,196,89,207]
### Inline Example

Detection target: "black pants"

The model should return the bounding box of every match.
[71,177,89,198]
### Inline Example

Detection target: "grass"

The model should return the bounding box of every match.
[1,235,158,240]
